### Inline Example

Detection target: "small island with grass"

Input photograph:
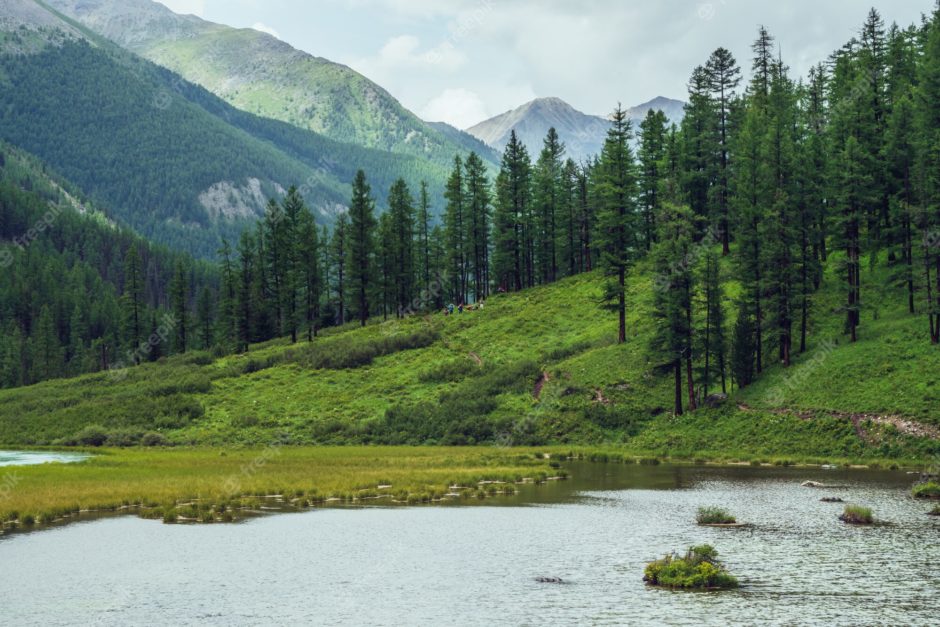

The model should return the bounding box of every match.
[839,504,874,525]
[696,506,746,527]
[912,481,940,500]
[928,505,940,517]
[644,545,739,590]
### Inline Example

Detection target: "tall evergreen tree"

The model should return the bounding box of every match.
[122,243,143,363]
[348,170,376,326]
[637,109,668,251]
[704,47,742,254]
[595,105,638,344]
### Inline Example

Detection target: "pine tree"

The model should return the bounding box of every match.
[196,285,213,350]
[122,243,143,363]
[595,104,638,344]
[331,213,348,326]
[637,110,668,251]
[31,305,61,381]
[705,47,742,254]
[651,203,698,414]
[492,131,532,292]
[296,205,321,340]
[731,104,768,373]
[465,152,491,299]
[444,156,467,304]
[236,231,255,352]
[699,249,727,395]
[416,180,432,300]
[534,128,565,283]
[837,136,875,342]
[169,261,189,353]
[348,170,376,326]
[216,239,237,351]
[387,179,415,315]
[730,300,757,388]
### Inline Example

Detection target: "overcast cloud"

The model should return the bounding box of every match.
[158,0,931,128]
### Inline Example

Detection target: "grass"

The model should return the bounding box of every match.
[912,481,940,499]
[928,504,940,516]
[839,504,875,525]
[643,545,738,590]
[696,507,737,525]
[0,447,556,531]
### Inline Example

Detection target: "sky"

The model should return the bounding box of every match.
[157,0,931,129]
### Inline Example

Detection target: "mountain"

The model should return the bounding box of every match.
[42,0,497,168]
[0,2,455,258]
[466,96,685,161]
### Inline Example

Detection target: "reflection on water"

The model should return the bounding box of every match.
[0,462,936,626]
[0,450,89,467]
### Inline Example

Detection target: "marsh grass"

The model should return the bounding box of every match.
[0,446,554,531]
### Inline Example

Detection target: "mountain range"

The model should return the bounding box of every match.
[41,0,499,165]
[466,96,686,162]
[0,0,683,258]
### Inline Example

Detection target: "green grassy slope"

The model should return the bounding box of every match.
[1,247,937,464]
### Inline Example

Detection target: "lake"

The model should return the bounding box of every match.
[0,462,936,625]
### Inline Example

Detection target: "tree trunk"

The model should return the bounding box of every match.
[674,360,683,416]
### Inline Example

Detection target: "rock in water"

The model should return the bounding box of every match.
[535,577,564,584]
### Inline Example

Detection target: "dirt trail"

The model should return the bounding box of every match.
[738,404,940,441]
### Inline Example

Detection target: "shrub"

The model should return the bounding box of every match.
[839,504,874,524]
[643,545,738,590]
[696,507,736,525]
[141,432,168,447]
[912,481,940,499]
[104,428,145,447]
[72,424,108,447]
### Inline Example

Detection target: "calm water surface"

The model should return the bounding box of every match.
[0,450,89,467]
[0,463,936,626]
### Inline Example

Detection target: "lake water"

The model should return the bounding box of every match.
[0,462,936,625]
[0,450,89,467]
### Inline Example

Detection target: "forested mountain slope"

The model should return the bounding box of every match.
[0,4,458,258]
[42,0,496,168]
[0,140,218,387]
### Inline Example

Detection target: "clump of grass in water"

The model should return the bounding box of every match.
[696,507,736,525]
[927,504,940,516]
[643,545,738,590]
[839,504,874,525]
[912,481,940,499]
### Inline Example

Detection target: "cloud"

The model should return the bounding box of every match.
[351,34,466,85]
[420,88,489,128]
[156,0,205,17]
[251,22,281,39]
